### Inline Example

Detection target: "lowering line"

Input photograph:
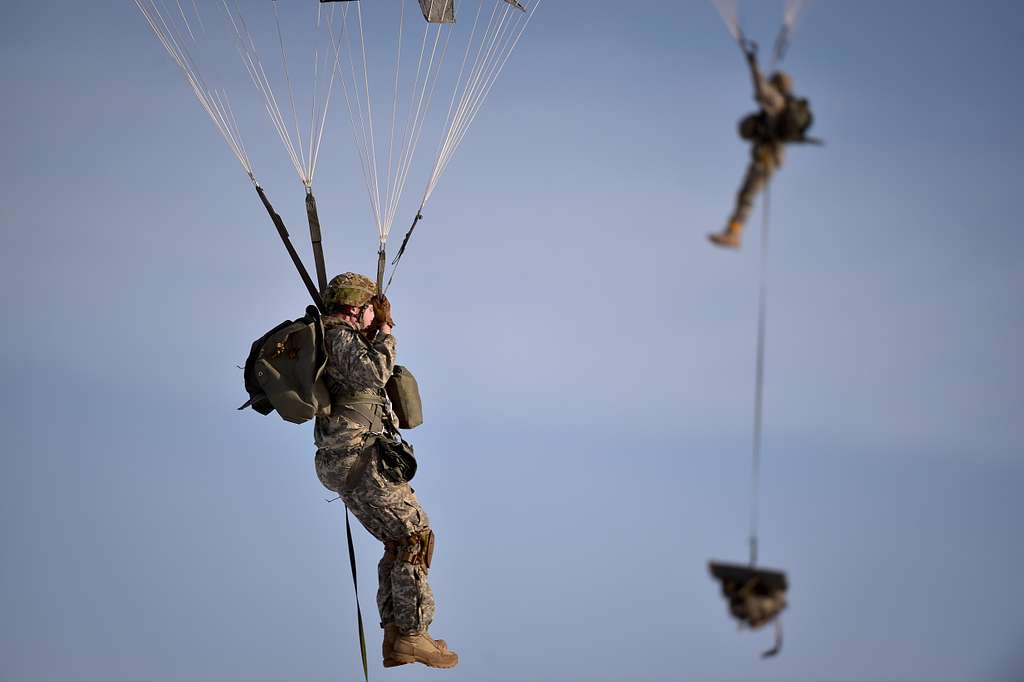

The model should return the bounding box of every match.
[345,511,370,682]
[749,185,770,568]
[749,185,784,660]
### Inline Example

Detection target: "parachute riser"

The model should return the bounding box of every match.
[253,184,326,313]
[305,190,329,294]
[375,247,387,297]
[384,211,424,294]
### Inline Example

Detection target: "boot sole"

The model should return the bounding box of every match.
[383,654,458,669]
[707,234,741,249]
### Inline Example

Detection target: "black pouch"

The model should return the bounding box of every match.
[377,436,417,484]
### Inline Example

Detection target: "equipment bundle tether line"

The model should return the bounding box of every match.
[749,186,770,568]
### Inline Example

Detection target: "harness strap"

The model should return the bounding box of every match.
[333,389,389,434]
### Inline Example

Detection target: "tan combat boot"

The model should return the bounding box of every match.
[383,624,448,662]
[385,631,458,669]
[708,222,743,249]
[382,624,397,661]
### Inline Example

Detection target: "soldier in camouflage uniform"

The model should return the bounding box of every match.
[313,272,458,670]
[709,40,794,250]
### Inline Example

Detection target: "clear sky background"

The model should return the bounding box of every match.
[2,1,1022,681]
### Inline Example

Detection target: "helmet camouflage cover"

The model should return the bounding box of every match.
[323,272,376,310]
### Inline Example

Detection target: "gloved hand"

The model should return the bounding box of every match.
[371,294,396,329]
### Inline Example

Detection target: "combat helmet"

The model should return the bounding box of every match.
[323,272,376,312]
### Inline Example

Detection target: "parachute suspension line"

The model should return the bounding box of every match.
[749,185,771,568]
[355,2,385,243]
[423,0,504,203]
[711,0,741,43]
[330,1,453,245]
[383,0,407,234]
[330,5,383,238]
[384,0,492,290]
[223,0,337,188]
[330,2,385,240]
[385,0,535,289]
[387,0,539,291]
[174,0,198,43]
[189,0,205,34]
[422,0,541,206]
[310,5,342,184]
[772,0,813,67]
[428,0,509,201]
[224,0,304,181]
[309,3,324,175]
[384,21,452,234]
[135,0,253,177]
[272,0,309,183]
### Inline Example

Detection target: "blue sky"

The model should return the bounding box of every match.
[1,1,1022,681]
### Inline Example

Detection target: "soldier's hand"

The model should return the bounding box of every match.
[741,36,758,60]
[371,294,396,330]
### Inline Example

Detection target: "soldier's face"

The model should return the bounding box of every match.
[360,305,375,328]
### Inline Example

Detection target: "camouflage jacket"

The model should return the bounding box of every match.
[313,318,399,453]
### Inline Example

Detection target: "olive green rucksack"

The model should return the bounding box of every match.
[239,305,331,424]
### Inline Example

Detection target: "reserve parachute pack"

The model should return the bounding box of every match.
[239,305,331,424]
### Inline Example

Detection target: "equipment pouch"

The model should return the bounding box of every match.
[377,436,417,484]
[385,365,423,429]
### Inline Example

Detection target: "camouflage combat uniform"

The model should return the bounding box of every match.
[728,63,788,227]
[314,318,436,635]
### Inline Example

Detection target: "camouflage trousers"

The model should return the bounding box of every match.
[729,141,785,226]
[315,445,436,635]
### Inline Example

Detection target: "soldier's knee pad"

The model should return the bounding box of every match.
[384,528,435,569]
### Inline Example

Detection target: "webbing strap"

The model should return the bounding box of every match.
[305,190,328,294]
[345,509,369,682]
[253,184,325,312]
